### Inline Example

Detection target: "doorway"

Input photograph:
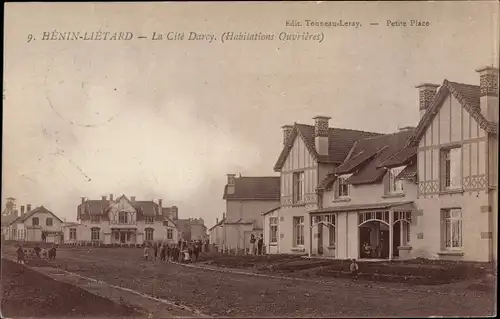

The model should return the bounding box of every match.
[120,232,126,243]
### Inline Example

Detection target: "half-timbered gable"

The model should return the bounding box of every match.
[409,67,498,262]
[270,116,381,254]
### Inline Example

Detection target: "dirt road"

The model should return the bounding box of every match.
[3,246,496,317]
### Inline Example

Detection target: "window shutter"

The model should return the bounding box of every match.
[383,170,390,194]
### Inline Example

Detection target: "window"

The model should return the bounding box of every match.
[327,214,336,246]
[337,174,351,198]
[145,216,154,224]
[167,228,173,239]
[269,217,278,243]
[145,228,154,241]
[293,172,305,203]
[118,212,128,224]
[442,208,462,249]
[32,217,39,226]
[91,227,100,241]
[292,216,304,246]
[441,148,462,190]
[90,215,100,223]
[389,166,405,194]
[402,222,410,246]
[69,228,76,240]
[46,218,53,226]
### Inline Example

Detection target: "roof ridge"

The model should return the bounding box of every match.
[358,129,414,142]
[294,122,383,135]
[446,80,479,88]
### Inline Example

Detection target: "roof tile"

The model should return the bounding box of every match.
[223,176,280,200]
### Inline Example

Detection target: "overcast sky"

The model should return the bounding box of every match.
[3,2,498,227]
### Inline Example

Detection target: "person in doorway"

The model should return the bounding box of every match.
[257,234,264,255]
[250,234,256,255]
[16,245,26,264]
[363,242,371,258]
[349,259,359,280]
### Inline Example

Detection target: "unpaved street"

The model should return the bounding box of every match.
[4,247,493,318]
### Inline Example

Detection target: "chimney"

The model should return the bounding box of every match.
[223,212,226,220]
[131,196,136,202]
[476,66,499,123]
[172,206,178,220]
[281,125,293,146]
[158,199,163,208]
[20,206,25,217]
[81,197,86,204]
[101,195,106,201]
[216,217,219,224]
[109,194,113,201]
[313,116,331,157]
[26,204,31,212]
[226,174,236,195]
[416,83,440,118]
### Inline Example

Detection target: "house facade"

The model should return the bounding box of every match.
[176,218,207,241]
[221,175,280,254]
[395,67,498,262]
[7,205,64,243]
[310,128,418,260]
[70,194,179,246]
[269,118,381,254]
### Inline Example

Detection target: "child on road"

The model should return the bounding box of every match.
[143,245,149,261]
[350,259,359,281]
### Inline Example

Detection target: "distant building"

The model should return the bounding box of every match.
[209,215,226,249]
[220,174,280,254]
[6,204,64,243]
[1,197,19,239]
[69,194,179,246]
[176,218,207,241]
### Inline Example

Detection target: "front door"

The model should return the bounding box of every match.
[120,232,126,243]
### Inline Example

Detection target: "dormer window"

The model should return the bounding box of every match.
[389,166,406,194]
[145,216,155,224]
[337,174,352,198]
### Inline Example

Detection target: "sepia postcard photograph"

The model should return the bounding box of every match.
[1,1,498,318]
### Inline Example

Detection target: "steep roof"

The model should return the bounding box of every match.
[10,206,63,226]
[335,129,415,185]
[77,196,164,221]
[223,176,280,201]
[274,123,383,171]
[410,80,497,146]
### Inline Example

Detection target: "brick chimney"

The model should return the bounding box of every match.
[26,204,31,212]
[109,194,114,201]
[131,196,136,202]
[416,83,440,118]
[216,217,219,224]
[158,199,163,209]
[476,66,499,124]
[226,174,236,195]
[172,206,178,220]
[20,206,25,218]
[313,116,331,157]
[281,125,293,146]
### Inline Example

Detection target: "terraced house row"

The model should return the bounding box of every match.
[263,66,498,262]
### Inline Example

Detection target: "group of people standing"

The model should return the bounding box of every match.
[16,243,57,264]
[143,239,204,263]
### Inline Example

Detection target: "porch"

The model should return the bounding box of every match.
[110,228,137,245]
[309,201,415,260]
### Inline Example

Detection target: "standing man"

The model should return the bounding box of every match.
[250,234,256,255]
[257,234,264,255]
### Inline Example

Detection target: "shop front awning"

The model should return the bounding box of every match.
[309,201,415,215]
